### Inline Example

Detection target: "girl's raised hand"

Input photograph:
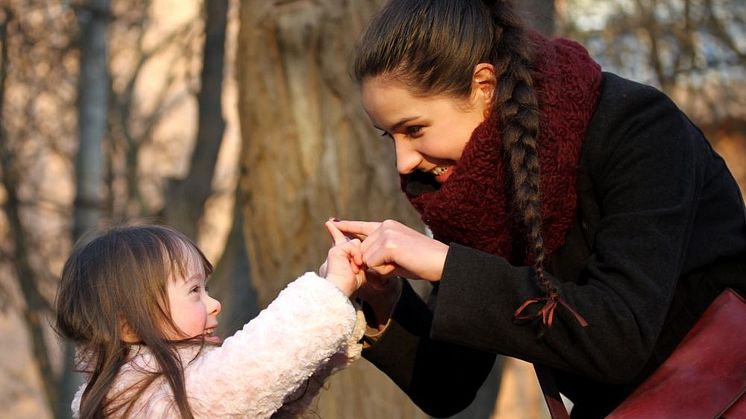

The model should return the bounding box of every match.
[331,219,449,282]
[322,221,365,297]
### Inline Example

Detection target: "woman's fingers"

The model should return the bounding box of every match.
[325,220,349,245]
[361,220,449,282]
[330,220,381,240]
[328,219,447,282]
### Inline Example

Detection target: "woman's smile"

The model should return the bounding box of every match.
[431,165,453,183]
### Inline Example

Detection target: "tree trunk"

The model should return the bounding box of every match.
[63,1,113,417]
[164,0,229,239]
[236,1,424,417]
[211,184,260,337]
[0,142,59,418]
[73,0,110,239]
[236,0,420,306]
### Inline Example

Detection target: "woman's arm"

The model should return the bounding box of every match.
[429,78,722,383]
[361,279,497,417]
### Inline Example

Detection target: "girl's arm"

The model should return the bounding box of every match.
[183,238,365,417]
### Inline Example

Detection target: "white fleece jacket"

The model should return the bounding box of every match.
[71,272,365,418]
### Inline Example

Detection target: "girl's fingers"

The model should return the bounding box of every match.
[348,239,364,267]
[318,261,328,277]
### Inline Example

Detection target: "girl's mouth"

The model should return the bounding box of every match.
[203,328,221,344]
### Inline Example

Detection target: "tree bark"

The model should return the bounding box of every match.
[236,1,424,417]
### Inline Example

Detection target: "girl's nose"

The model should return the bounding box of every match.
[208,295,221,315]
[394,139,421,175]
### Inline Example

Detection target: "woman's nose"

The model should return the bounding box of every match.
[394,139,420,175]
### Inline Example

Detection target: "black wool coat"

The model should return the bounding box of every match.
[362,73,746,418]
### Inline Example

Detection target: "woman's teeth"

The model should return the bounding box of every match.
[432,166,449,176]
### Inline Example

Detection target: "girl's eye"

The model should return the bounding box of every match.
[190,286,200,294]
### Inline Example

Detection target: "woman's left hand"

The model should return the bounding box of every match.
[331,219,449,282]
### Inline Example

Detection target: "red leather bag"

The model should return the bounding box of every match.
[538,288,746,419]
[607,288,746,418]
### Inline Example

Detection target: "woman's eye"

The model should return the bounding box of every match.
[379,130,392,139]
[406,126,422,136]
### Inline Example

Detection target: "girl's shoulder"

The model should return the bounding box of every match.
[72,345,206,418]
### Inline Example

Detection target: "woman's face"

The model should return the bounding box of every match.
[360,68,493,183]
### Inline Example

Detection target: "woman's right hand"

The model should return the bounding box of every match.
[331,219,449,283]
[324,220,402,330]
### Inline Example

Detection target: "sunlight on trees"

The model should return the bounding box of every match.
[0,1,743,418]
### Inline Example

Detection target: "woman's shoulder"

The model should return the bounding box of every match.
[589,73,684,135]
[583,72,706,165]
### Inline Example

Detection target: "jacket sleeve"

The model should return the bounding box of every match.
[183,272,362,418]
[430,76,728,383]
[362,280,497,418]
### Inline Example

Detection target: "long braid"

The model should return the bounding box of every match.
[488,2,587,331]
[490,6,549,288]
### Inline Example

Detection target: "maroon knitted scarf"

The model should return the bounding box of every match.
[403,33,602,269]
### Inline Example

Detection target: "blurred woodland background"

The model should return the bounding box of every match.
[0,0,743,418]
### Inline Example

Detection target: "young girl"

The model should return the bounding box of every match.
[333,0,746,417]
[55,223,366,418]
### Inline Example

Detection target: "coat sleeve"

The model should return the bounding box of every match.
[362,280,498,418]
[430,76,733,383]
[183,272,362,418]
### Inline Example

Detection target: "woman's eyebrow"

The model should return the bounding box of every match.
[375,116,420,132]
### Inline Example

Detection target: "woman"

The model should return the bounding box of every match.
[333,0,746,417]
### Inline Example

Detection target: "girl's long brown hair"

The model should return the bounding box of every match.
[55,225,213,418]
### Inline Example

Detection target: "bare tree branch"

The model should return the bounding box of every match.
[704,0,746,66]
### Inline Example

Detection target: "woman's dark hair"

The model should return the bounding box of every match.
[55,224,214,418]
[354,1,551,298]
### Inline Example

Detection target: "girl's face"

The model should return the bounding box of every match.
[360,65,494,183]
[166,245,221,344]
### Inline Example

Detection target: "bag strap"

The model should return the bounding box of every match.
[534,364,570,419]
